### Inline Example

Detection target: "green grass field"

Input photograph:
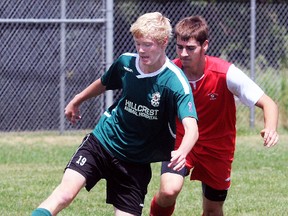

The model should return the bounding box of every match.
[0,131,287,216]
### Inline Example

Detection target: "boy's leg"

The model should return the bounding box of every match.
[32,134,105,216]
[32,169,86,216]
[201,183,227,216]
[31,208,52,216]
[150,161,186,216]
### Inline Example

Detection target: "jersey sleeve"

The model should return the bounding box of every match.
[226,64,264,107]
[167,61,198,121]
[101,56,123,90]
[177,92,198,121]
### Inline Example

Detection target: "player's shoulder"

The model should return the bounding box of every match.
[164,60,191,94]
[166,59,183,73]
[114,52,137,66]
[121,52,137,58]
[118,52,137,60]
[205,56,232,74]
[165,59,187,82]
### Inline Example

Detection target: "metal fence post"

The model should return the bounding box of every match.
[105,0,114,109]
[59,0,66,134]
[250,0,256,128]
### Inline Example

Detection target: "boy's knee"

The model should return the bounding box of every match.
[52,186,77,207]
[160,186,181,199]
[57,190,75,205]
[157,189,179,206]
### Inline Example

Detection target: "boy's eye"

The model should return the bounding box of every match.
[187,46,195,51]
[177,45,195,51]
[135,42,152,47]
[144,43,152,47]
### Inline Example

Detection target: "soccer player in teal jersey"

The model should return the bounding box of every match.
[31,12,198,216]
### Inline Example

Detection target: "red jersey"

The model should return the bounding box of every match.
[174,56,236,165]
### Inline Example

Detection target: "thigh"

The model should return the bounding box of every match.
[202,183,228,202]
[65,133,112,191]
[202,183,226,216]
[106,160,152,216]
[161,161,189,176]
[60,168,86,196]
[160,161,187,193]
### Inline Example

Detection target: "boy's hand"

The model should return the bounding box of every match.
[65,103,81,124]
[260,129,279,147]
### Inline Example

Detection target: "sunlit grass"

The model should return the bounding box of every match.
[0,131,287,215]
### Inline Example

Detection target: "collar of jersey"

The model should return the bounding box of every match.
[135,55,169,78]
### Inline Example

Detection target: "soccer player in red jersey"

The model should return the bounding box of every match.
[150,15,279,216]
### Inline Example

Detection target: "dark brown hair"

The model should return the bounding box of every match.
[174,15,209,45]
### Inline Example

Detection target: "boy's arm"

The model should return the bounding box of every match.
[255,93,279,147]
[65,78,106,124]
[168,117,198,171]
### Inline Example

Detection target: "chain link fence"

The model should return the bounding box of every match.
[0,0,106,132]
[1,0,287,132]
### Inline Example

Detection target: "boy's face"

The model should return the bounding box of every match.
[134,36,166,69]
[176,37,207,70]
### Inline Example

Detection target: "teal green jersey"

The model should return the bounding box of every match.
[93,53,197,163]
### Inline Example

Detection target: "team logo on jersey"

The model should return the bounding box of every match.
[151,92,161,107]
[208,92,218,100]
[124,99,159,120]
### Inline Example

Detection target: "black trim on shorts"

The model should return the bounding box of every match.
[202,183,228,201]
[161,161,189,176]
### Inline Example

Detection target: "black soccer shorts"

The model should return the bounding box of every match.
[66,133,152,215]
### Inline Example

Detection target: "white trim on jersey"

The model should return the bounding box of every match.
[189,74,205,90]
[124,53,191,94]
[168,122,176,139]
[166,60,191,94]
[226,64,264,107]
[122,52,137,57]
[104,111,111,117]
[135,55,166,78]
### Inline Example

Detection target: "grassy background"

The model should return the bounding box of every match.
[0,130,287,216]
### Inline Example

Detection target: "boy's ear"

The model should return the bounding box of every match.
[202,40,209,52]
[162,37,169,47]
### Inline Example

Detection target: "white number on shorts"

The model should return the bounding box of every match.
[76,155,87,166]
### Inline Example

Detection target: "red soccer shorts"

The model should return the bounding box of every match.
[186,144,234,190]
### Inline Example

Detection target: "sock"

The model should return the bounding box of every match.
[150,195,175,216]
[31,208,52,216]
